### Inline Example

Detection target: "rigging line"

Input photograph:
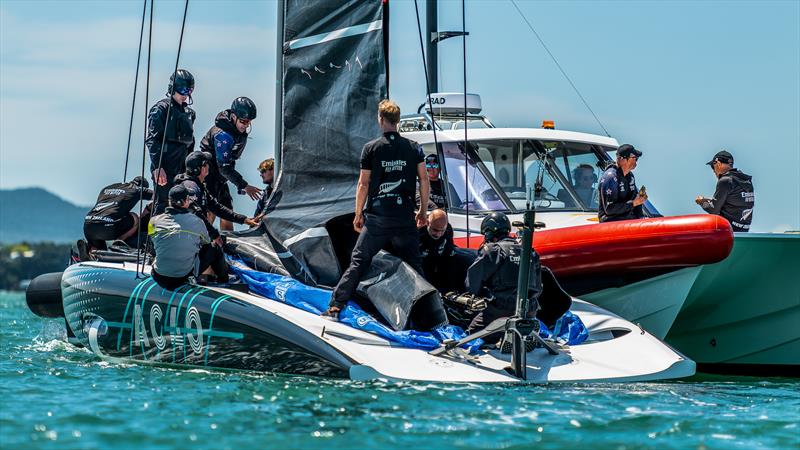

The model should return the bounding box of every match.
[123,0,148,182]
[412,0,442,210]
[462,0,470,243]
[154,0,190,187]
[145,0,189,275]
[136,0,155,277]
[509,0,611,137]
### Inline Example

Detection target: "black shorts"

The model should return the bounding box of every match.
[84,214,136,249]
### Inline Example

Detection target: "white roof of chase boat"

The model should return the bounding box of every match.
[403,127,620,148]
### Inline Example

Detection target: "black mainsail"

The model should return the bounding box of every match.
[230,0,388,287]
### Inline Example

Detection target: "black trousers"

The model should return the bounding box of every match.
[199,244,229,283]
[152,269,191,291]
[330,214,423,308]
[83,214,136,250]
[152,176,177,215]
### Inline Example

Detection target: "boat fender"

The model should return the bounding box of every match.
[25,272,65,318]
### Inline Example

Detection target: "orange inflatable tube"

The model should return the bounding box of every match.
[454,214,733,278]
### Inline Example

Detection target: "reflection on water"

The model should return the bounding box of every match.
[1,292,798,449]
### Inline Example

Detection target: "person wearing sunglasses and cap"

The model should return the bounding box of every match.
[253,158,275,220]
[146,69,197,215]
[695,150,755,232]
[199,96,263,232]
[417,154,461,210]
[598,144,647,223]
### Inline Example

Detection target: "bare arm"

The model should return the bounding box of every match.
[416,162,430,227]
[353,169,371,232]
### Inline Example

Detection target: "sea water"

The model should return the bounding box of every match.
[1,291,797,449]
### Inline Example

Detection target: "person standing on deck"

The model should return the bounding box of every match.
[146,69,196,215]
[695,150,755,232]
[199,97,262,231]
[598,144,647,223]
[322,100,430,319]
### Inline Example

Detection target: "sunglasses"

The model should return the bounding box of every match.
[426,163,440,169]
[175,87,193,96]
[259,168,273,174]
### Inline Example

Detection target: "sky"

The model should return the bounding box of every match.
[1,0,798,232]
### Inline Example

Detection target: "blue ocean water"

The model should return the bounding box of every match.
[1,291,798,449]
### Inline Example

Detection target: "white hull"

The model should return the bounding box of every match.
[579,267,702,340]
[210,285,695,383]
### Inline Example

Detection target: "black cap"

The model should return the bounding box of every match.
[132,176,149,189]
[706,150,734,166]
[185,151,212,172]
[168,184,190,204]
[425,154,439,165]
[617,144,642,159]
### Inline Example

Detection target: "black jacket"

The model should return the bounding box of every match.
[85,181,153,224]
[598,164,645,222]
[174,173,246,240]
[701,168,755,232]
[199,110,250,192]
[146,97,196,179]
[465,237,542,315]
[254,184,274,217]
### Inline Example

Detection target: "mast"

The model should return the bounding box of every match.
[274,0,285,174]
[426,0,438,92]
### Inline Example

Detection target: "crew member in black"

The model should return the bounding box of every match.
[465,212,542,345]
[695,150,755,232]
[417,154,460,210]
[83,176,154,251]
[199,97,262,231]
[418,209,459,292]
[146,69,196,215]
[174,151,258,244]
[253,158,275,220]
[598,144,647,222]
[323,100,430,318]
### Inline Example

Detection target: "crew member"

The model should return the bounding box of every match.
[174,151,258,244]
[417,154,460,210]
[253,158,275,219]
[83,176,153,252]
[465,212,542,346]
[199,97,262,231]
[148,184,213,290]
[598,144,647,222]
[146,69,196,215]
[323,99,430,318]
[418,209,459,292]
[695,150,755,232]
[558,164,598,208]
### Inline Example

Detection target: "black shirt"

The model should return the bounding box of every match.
[700,168,755,232]
[598,165,645,223]
[85,182,153,224]
[360,131,424,218]
[465,237,542,313]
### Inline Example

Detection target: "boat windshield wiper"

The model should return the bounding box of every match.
[461,142,517,213]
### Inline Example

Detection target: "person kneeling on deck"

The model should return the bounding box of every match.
[465,212,542,349]
[149,184,220,290]
[83,176,154,255]
[418,209,473,293]
[322,99,430,319]
[176,151,259,238]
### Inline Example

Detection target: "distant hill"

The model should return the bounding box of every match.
[0,188,89,244]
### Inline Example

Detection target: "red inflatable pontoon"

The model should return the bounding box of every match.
[454,214,733,278]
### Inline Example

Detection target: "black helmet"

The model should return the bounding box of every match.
[185,151,212,175]
[231,96,257,120]
[168,69,195,95]
[480,212,511,241]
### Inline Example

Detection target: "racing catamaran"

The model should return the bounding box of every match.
[23,0,696,383]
